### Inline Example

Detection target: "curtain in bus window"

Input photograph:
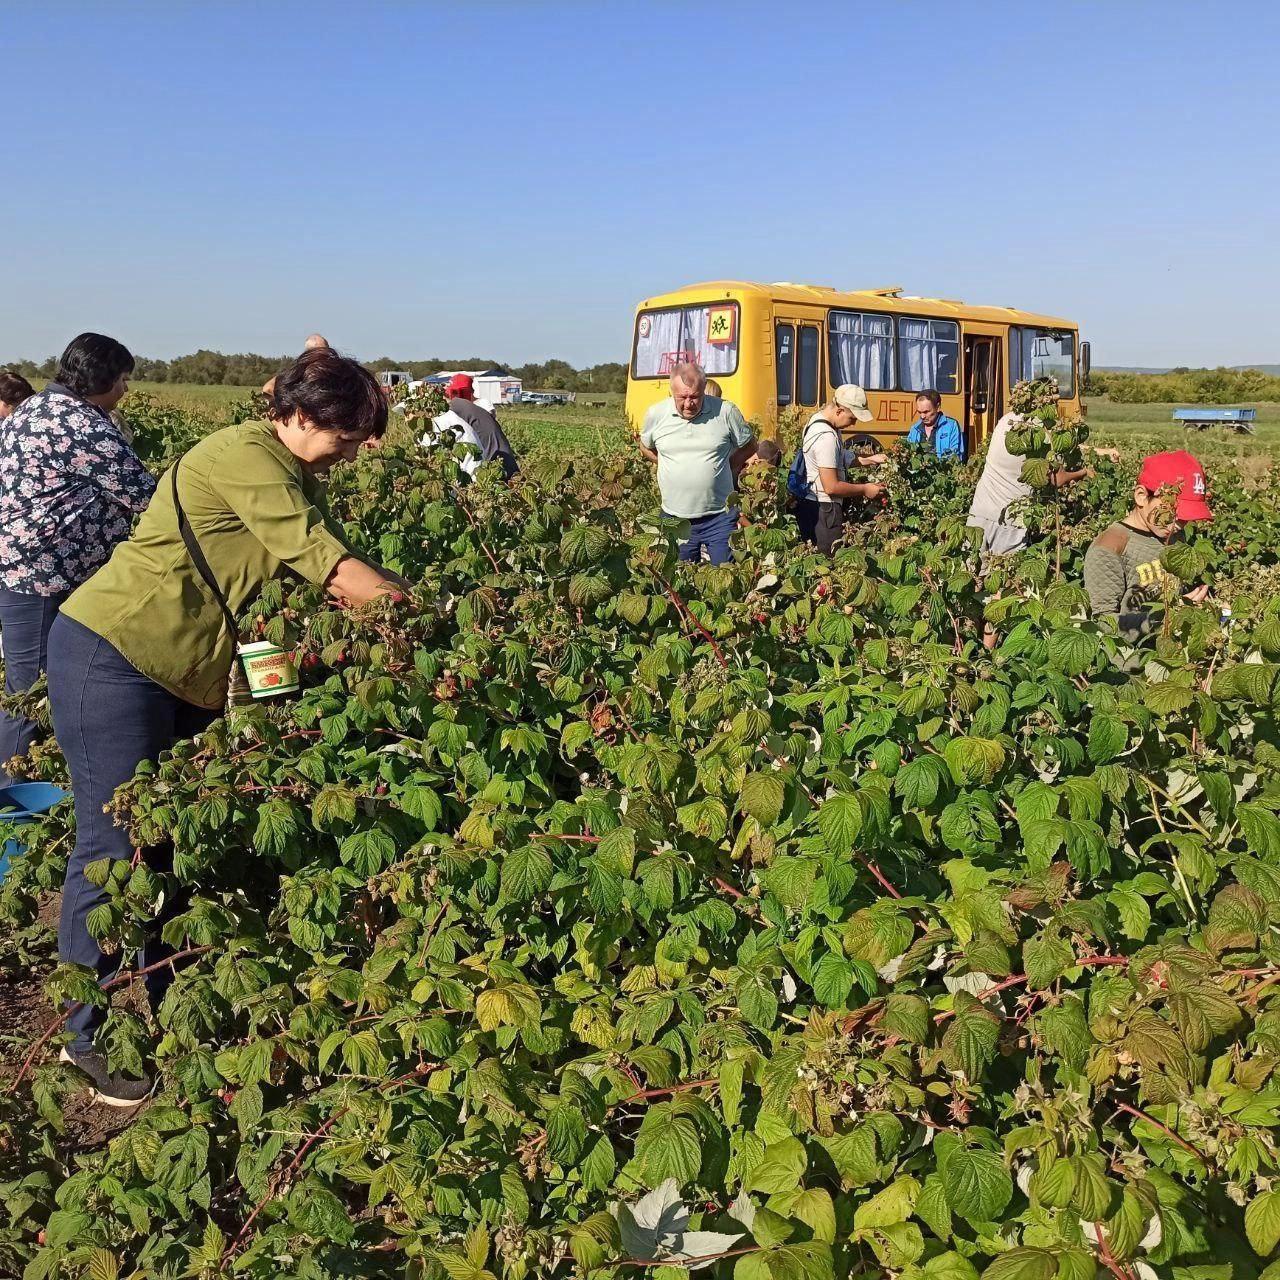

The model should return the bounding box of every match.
[828,311,893,389]
[898,318,959,393]
[633,310,687,377]
[679,307,737,375]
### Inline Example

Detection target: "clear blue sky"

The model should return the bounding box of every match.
[4,1,1278,369]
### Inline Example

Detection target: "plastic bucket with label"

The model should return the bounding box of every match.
[237,641,300,699]
[0,782,69,884]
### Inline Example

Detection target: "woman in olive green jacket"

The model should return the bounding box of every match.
[47,348,402,1105]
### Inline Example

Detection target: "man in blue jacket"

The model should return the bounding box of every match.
[905,390,964,460]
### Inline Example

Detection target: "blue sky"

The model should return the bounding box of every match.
[4,1,1277,368]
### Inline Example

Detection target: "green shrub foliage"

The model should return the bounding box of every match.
[3,410,1280,1280]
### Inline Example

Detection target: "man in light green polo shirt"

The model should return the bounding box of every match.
[638,361,755,564]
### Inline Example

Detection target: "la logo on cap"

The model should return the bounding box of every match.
[1192,472,1206,495]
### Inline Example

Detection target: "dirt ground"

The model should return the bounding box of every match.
[0,891,149,1151]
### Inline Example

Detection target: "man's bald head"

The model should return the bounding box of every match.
[304,333,330,351]
[670,362,707,421]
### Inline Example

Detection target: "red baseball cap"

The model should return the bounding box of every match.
[1137,450,1212,522]
[446,373,474,398]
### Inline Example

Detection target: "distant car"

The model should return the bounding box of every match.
[522,391,573,406]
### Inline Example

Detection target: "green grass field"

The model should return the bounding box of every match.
[128,381,254,416]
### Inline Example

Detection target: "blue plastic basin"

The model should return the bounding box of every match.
[0,782,69,883]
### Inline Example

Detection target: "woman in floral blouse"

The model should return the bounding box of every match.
[0,334,154,782]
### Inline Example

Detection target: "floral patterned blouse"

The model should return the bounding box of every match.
[0,384,156,596]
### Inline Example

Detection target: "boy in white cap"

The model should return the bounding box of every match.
[793,384,887,553]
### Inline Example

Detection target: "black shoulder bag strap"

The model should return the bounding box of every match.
[170,461,240,643]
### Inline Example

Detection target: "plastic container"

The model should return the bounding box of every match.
[237,641,300,699]
[0,781,69,884]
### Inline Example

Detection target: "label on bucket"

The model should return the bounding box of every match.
[237,642,300,699]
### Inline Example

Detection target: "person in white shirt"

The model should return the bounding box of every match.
[796,384,886,553]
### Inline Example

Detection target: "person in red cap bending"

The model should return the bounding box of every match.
[1084,450,1212,643]
[442,373,518,480]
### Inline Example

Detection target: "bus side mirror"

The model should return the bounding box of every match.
[1081,340,1092,383]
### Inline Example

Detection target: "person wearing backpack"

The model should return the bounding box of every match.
[787,385,886,553]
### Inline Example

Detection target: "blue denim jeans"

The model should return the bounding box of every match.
[0,588,69,785]
[668,510,736,566]
[47,614,218,1053]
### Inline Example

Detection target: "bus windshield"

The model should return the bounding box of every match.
[632,302,740,379]
[1010,328,1075,398]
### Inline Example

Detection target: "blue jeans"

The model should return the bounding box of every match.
[47,614,218,1054]
[0,588,69,785]
[668,510,736,566]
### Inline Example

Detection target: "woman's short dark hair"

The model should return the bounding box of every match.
[55,333,135,398]
[0,370,35,406]
[914,389,942,409]
[270,348,388,439]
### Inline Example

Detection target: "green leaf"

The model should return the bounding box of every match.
[883,994,929,1045]
[940,1147,1012,1224]
[979,1249,1058,1280]
[338,826,397,877]
[1068,1153,1115,1221]
[1029,1155,1075,1209]
[312,784,357,830]
[940,994,999,1081]
[1036,996,1091,1068]
[853,1175,919,1231]
[1205,882,1266,953]
[1248,1190,1280,1256]
[1023,933,1073,990]
[398,785,443,828]
[635,1109,702,1185]
[768,1187,836,1242]
[254,798,299,856]
[817,793,863,853]
[921,1254,979,1280]
[744,1137,807,1195]
[580,1133,616,1191]
[741,772,786,827]
[1087,714,1128,763]
[942,737,1006,787]
[1047,627,1099,676]
[85,1250,120,1280]
[811,952,854,1009]
[896,756,951,812]
[500,843,554,904]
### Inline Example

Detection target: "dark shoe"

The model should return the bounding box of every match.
[59,1046,153,1107]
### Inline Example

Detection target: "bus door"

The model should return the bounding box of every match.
[775,316,823,416]
[963,332,1003,451]
[774,322,795,412]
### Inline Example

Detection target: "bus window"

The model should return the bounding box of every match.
[797,325,820,406]
[775,323,795,407]
[829,310,894,389]
[632,302,740,379]
[898,317,959,394]
[1009,328,1075,397]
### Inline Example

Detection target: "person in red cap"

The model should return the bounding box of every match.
[440,373,518,479]
[1084,450,1212,642]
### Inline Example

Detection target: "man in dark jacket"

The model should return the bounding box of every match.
[445,374,518,480]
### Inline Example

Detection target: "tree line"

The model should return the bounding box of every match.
[4,349,630,393]
[1088,365,1280,403]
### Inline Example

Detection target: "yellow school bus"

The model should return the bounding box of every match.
[625,281,1089,452]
